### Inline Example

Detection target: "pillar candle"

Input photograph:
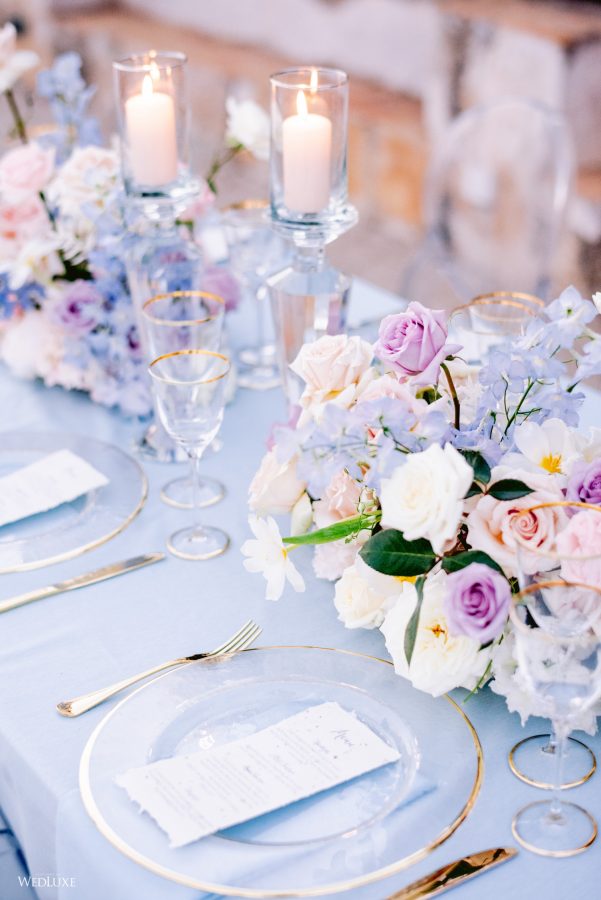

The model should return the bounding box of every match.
[282,89,332,214]
[125,74,178,187]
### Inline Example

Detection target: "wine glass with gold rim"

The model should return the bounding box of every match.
[509,501,601,791]
[148,349,230,560]
[509,579,601,856]
[450,291,544,367]
[142,290,225,510]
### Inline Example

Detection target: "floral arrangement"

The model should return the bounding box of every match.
[243,286,601,726]
[0,25,269,415]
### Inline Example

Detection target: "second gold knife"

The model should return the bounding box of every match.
[385,847,517,900]
[0,552,165,613]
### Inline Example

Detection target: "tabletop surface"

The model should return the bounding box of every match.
[0,280,599,900]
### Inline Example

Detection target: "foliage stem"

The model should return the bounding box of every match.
[441,362,460,430]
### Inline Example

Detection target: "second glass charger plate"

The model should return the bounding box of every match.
[81,646,483,897]
[0,431,147,573]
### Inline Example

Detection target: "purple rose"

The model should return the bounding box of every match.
[374,301,461,385]
[50,280,102,335]
[202,265,240,312]
[444,563,510,644]
[567,458,601,506]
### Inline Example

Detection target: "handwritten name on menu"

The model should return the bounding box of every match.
[117,701,400,848]
[0,449,109,528]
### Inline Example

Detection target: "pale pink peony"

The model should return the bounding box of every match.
[0,142,54,200]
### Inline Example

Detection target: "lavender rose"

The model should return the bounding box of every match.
[567,458,601,506]
[374,301,461,385]
[50,281,103,335]
[444,562,511,645]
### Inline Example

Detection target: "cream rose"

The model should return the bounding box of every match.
[334,557,400,629]
[380,570,487,696]
[290,334,373,422]
[380,443,472,554]
[467,466,564,577]
[248,450,305,516]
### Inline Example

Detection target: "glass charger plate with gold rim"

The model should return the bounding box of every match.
[80,646,483,897]
[0,431,147,573]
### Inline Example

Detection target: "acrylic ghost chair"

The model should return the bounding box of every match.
[401,99,573,309]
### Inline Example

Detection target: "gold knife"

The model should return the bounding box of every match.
[385,847,517,900]
[0,552,165,613]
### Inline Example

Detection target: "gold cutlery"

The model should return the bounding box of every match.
[385,847,517,899]
[57,619,262,718]
[0,552,165,614]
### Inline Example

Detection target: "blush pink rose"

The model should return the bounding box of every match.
[313,470,362,528]
[374,302,461,385]
[0,142,54,200]
[290,334,373,419]
[557,510,601,587]
[468,490,566,577]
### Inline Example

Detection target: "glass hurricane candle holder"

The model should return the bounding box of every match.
[270,67,357,243]
[113,51,199,211]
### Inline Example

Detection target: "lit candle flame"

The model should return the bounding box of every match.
[296,89,308,117]
[310,68,318,93]
[142,74,153,97]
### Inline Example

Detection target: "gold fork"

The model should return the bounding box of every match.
[56,620,262,718]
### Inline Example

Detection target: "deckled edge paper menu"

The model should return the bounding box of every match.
[0,449,109,528]
[116,701,400,848]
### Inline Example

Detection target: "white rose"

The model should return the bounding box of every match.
[225,97,270,161]
[248,450,305,516]
[380,443,472,554]
[380,570,487,696]
[290,334,373,423]
[334,557,400,629]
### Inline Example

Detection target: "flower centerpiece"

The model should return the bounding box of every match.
[243,287,601,726]
[0,30,269,415]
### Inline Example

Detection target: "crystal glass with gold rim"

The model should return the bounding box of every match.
[509,501,601,791]
[142,291,225,510]
[509,581,601,856]
[148,350,230,560]
[450,291,544,367]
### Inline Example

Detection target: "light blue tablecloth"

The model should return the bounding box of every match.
[0,280,599,900]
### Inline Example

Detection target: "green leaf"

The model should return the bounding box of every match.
[359,529,436,577]
[404,575,426,666]
[460,450,491,485]
[442,550,505,576]
[487,479,533,501]
[465,482,483,499]
[284,514,369,546]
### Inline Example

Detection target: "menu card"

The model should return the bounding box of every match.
[117,702,400,848]
[0,449,109,528]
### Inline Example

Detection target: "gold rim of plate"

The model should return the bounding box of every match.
[79,645,484,898]
[0,435,148,574]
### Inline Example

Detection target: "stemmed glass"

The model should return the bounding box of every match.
[142,291,225,509]
[148,349,230,560]
[222,201,288,390]
[509,580,601,856]
[509,501,601,791]
[449,291,544,366]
